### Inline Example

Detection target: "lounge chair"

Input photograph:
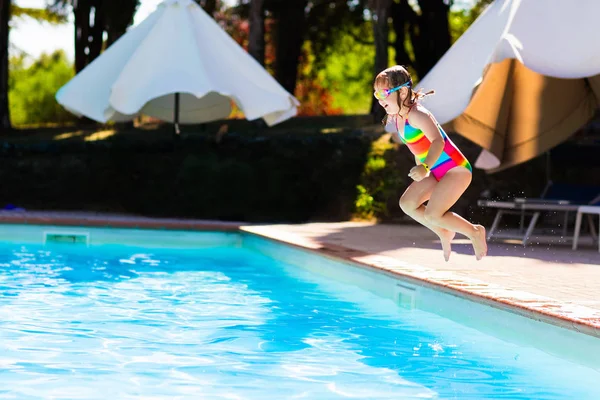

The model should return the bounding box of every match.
[572,196,600,251]
[477,181,600,245]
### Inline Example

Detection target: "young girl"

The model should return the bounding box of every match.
[374,65,487,261]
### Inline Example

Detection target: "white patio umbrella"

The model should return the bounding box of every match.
[55,0,299,133]
[412,0,600,172]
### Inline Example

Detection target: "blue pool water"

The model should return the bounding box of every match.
[0,238,599,399]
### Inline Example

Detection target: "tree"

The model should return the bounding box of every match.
[237,0,368,99]
[104,0,139,48]
[50,0,140,73]
[72,0,103,73]
[9,50,75,126]
[271,0,371,97]
[390,0,413,67]
[449,0,493,42]
[368,0,454,117]
[369,0,392,117]
[230,0,488,117]
[0,0,10,131]
[390,0,494,80]
[11,5,66,24]
[408,0,452,78]
[196,0,218,16]
[270,0,308,95]
[248,0,265,65]
[1,2,70,132]
[317,24,375,114]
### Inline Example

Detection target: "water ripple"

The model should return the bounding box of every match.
[0,244,598,399]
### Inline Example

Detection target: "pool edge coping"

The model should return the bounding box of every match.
[238,226,600,339]
[1,213,598,339]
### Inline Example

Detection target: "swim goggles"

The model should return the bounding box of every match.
[374,81,411,100]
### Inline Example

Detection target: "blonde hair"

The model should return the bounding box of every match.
[373,65,434,125]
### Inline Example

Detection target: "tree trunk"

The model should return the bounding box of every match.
[413,0,451,78]
[196,0,217,16]
[73,0,106,73]
[88,0,105,62]
[273,0,307,95]
[73,0,91,73]
[203,0,217,16]
[0,0,10,131]
[105,0,139,130]
[248,0,265,66]
[105,0,139,48]
[106,28,125,49]
[370,0,392,118]
[390,0,413,67]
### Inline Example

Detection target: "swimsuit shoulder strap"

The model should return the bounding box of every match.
[406,102,419,117]
[394,116,407,143]
[404,102,419,129]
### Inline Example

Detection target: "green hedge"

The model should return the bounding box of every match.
[2,123,592,226]
[0,127,403,223]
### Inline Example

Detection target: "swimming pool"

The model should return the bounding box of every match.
[1,224,599,399]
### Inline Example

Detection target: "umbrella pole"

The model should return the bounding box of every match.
[174,92,181,136]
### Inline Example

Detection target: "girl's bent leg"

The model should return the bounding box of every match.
[399,175,457,261]
[424,167,487,260]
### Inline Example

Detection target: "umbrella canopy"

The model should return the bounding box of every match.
[56,0,299,127]
[414,0,600,173]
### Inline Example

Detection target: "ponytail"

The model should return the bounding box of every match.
[414,89,435,100]
[401,86,435,113]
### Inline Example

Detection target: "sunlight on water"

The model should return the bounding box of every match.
[0,242,598,399]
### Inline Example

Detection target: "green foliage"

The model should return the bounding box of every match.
[305,0,369,66]
[10,5,68,25]
[317,24,375,115]
[449,0,494,43]
[353,134,405,220]
[9,50,76,127]
[354,184,376,219]
[309,0,490,115]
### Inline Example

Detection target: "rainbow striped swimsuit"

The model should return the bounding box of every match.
[398,119,472,181]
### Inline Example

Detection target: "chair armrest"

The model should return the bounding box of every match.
[514,197,571,205]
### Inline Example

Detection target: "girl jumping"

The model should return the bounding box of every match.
[374,65,487,261]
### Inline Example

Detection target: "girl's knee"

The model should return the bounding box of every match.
[423,208,443,224]
[399,195,419,214]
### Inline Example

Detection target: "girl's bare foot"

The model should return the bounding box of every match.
[437,229,456,262]
[470,225,488,260]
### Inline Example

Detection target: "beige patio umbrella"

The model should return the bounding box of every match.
[413,0,600,173]
[443,60,600,173]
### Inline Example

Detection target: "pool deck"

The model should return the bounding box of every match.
[1,211,599,338]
